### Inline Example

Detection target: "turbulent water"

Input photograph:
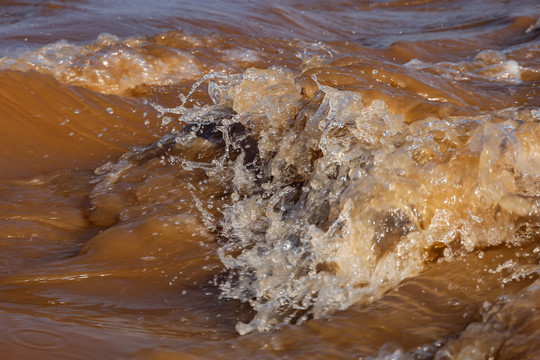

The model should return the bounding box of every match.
[1,1,540,359]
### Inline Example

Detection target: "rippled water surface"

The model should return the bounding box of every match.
[1,1,539,359]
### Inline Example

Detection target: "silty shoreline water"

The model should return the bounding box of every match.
[0,1,539,359]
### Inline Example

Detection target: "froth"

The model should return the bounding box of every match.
[405,49,524,84]
[0,33,201,95]
[210,66,540,334]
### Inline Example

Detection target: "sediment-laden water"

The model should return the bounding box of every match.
[0,1,539,359]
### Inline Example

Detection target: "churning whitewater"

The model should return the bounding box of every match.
[0,1,539,359]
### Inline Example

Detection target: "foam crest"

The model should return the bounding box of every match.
[0,33,202,94]
[213,67,540,334]
[406,49,524,84]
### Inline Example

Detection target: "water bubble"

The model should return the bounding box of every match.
[161,116,172,126]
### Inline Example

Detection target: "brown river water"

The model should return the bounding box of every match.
[1,1,539,359]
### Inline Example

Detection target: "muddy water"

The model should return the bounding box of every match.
[0,1,539,359]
